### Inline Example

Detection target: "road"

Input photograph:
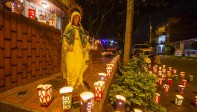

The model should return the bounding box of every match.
[158,55,197,112]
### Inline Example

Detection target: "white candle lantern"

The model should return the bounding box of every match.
[175,95,184,106]
[134,109,142,112]
[59,86,73,111]
[106,66,112,78]
[158,71,162,77]
[98,73,106,81]
[162,64,166,69]
[178,85,185,94]
[154,93,160,104]
[106,63,114,69]
[188,75,194,81]
[182,79,187,86]
[163,84,169,93]
[162,68,166,74]
[158,66,162,71]
[173,69,177,74]
[168,67,172,72]
[94,81,105,101]
[158,78,163,86]
[37,84,53,107]
[116,95,126,112]
[80,92,94,112]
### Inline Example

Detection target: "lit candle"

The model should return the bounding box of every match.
[154,93,160,104]
[182,79,187,86]
[37,84,52,107]
[175,95,184,106]
[178,85,185,94]
[180,72,185,78]
[80,92,94,112]
[98,73,106,81]
[59,86,73,111]
[94,81,105,101]
[116,95,126,112]
[106,66,112,78]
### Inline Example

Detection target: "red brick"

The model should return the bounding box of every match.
[5,76,11,90]
[11,32,17,49]
[17,73,22,86]
[11,13,17,32]
[3,9,11,40]
[32,49,36,63]
[31,22,36,36]
[17,15,22,41]
[22,17,28,34]
[36,43,40,56]
[4,40,11,58]
[36,57,40,70]
[0,29,4,48]
[32,35,36,49]
[0,79,5,87]
[32,63,36,76]
[22,34,28,49]
[27,72,31,82]
[22,65,27,78]
[27,57,32,72]
[17,58,22,73]
[0,49,4,67]
[11,82,17,88]
[17,41,22,58]
[0,7,3,27]
[11,66,17,82]
[35,70,40,79]
[22,78,28,85]
[27,42,32,57]
[0,86,5,92]
[4,58,11,76]
[27,21,32,41]
[31,76,36,81]
[22,50,27,64]
[0,68,4,80]
[11,49,17,65]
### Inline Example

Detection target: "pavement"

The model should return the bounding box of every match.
[0,56,117,112]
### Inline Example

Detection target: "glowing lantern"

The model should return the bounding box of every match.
[180,72,185,78]
[144,66,148,72]
[188,75,194,81]
[106,63,114,70]
[173,75,178,81]
[167,71,171,77]
[106,66,112,78]
[148,64,151,69]
[158,66,162,71]
[162,73,166,80]
[163,84,169,93]
[195,96,197,107]
[175,95,184,106]
[158,71,162,77]
[154,93,160,104]
[162,65,166,69]
[162,68,166,74]
[116,95,126,112]
[168,67,172,72]
[37,84,52,107]
[94,81,105,101]
[28,9,36,19]
[59,86,73,111]
[98,73,106,81]
[80,92,94,112]
[168,78,173,86]
[134,109,142,112]
[178,85,185,94]
[149,71,153,74]
[158,78,163,86]
[173,69,177,74]
[182,79,187,86]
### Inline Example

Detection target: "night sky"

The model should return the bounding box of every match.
[134,0,197,44]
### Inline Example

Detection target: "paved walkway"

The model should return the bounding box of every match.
[0,56,117,112]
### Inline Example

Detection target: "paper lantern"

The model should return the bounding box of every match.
[149,71,153,74]
[195,96,197,107]
[158,71,162,77]
[106,66,112,78]
[178,85,185,94]
[167,71,171,77]
[134,109,142,112]
[163,84,169,93]
[158,78,163,86]
[162,73,166,80]
[158,66,162,71]
[168,78,173,86]
[180,72,185,78]
[28,9,36,19]
[59,86,73,111]
[173,75,178,81]
[148,64,151,69]
[168,67,172,72]
[154,93,160,104]
[98,73,106,81]
[94,81,105,101]
[106,63,114,69]
[162,64,166,69]
[116,95,126,112]
[182,79,187,86]
[162,68,166,74]
[80,92,94,112]
[37,84,52,107]
[175,95,184,106]
[188,75,194,81]
[173,69,177,74]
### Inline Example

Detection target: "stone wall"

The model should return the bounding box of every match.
[0,8,62,92]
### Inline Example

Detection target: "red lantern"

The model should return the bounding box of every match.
[158,78,163,86]
[182,79,187,86]
[29,9,36,19]
[154,93,160,104]
[163,84,169,93]
[180,72,185,78]
[178,85,185,94]
[158,71,162,77]
[94,81,105,101]
[167,71,171,77]
[168,78,173,86]
[98,73,106,81]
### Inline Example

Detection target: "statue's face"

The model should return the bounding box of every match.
[73,15,80,26]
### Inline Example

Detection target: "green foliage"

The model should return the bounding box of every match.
[109,54,166,112]
[164,44,175,55]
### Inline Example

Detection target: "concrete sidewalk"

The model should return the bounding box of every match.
[0,56,117,112]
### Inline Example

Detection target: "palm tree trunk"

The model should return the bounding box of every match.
[123,0,134,66]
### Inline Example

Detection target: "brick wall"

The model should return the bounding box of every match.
[0,8,61,92]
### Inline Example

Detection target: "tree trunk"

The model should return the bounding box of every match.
[123,0,134,66]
